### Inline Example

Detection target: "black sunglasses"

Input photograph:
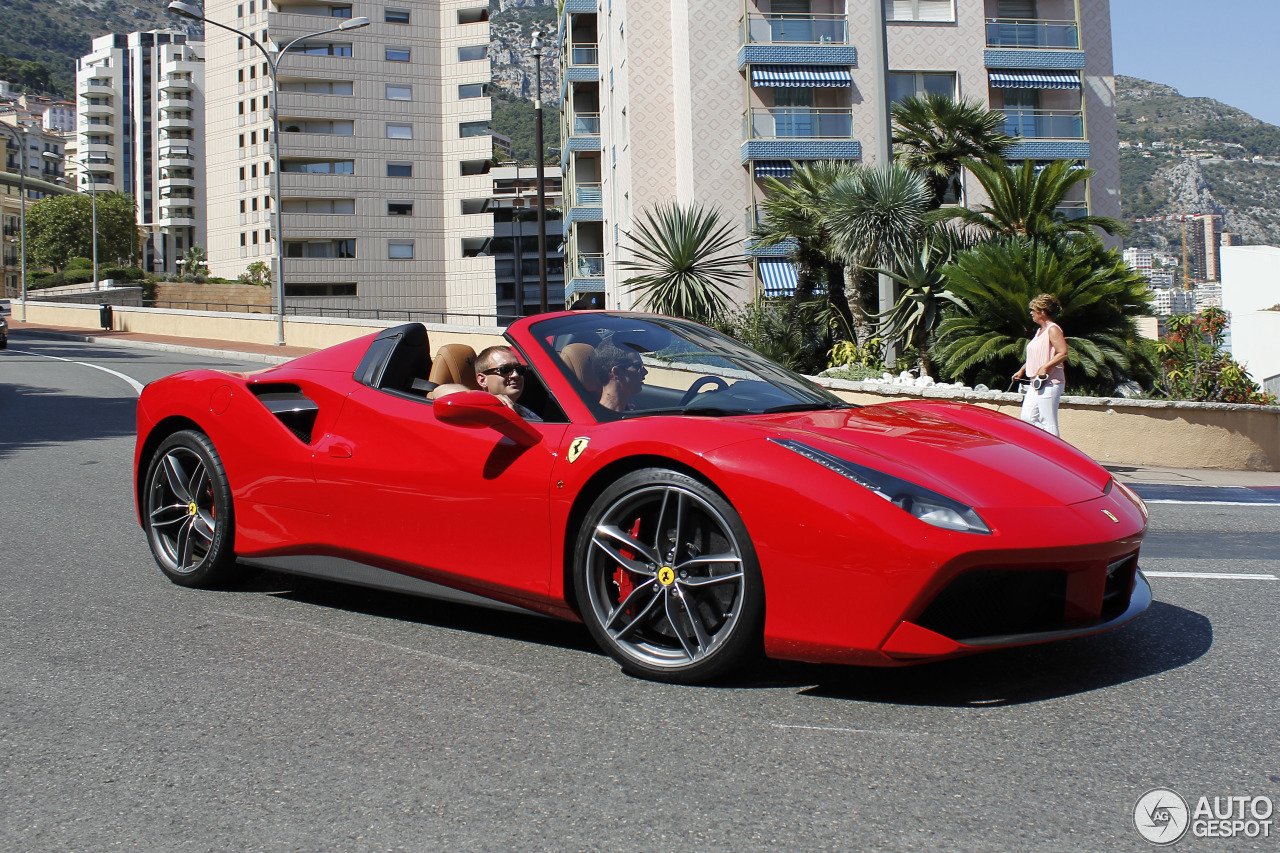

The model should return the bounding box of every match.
[481,363,528,377]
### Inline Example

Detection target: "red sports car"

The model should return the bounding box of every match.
[134,312,1150,683]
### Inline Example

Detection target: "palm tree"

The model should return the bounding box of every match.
[821,164,932,345]
[931,157,1128,244]
[872,237,966,371]
[618,202,748,322]
[892,92,1015,209]
[932,238,1154,392]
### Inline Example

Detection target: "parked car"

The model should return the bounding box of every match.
[134,312,1150,683]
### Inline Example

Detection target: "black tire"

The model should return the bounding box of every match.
[143,430,242,588]
[573,468,763,683]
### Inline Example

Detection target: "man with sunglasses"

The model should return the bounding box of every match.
[474,345,543,422]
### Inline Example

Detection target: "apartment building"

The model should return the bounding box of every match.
[490,163,565,320]
[201,0,495,317]
[1,118,71,297]
[76,31,206,275]
[558,0,1120,307]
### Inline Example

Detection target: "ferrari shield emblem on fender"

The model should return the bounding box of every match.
[567,437,590,463]
[1102,509,1119,523]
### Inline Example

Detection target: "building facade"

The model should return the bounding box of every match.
[558,0,1121,308]
[490,163,565,320]
[1220,245,1280,396]
[76,31,207,275]
[1,120,71,297]
[200,0,496,319]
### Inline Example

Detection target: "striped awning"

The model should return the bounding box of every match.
[751,65,852,88]
[988,70,1081,90]
[753,160,794,178]
[758,260,798,297]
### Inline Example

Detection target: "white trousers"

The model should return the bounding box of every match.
[1020,381,1063,437]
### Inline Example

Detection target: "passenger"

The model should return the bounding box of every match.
[474,345,543,422]
[593,341,647,412]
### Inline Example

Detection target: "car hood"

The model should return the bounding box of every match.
[741,401,1110,509]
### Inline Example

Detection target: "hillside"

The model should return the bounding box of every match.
[1116,75,1280,250]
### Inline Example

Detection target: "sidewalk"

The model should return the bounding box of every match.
[10,321,1280,490]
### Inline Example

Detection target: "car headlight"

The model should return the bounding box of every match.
[771,438,991,534]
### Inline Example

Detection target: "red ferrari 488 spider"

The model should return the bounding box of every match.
[135,312,1150,683]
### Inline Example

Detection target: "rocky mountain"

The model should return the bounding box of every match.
[1116,75,1280,250]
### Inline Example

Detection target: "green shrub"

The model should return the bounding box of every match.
[29,272,65,289]
[62,269,94,285]
[66,257,94,270]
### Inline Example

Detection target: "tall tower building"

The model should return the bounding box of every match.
[201,0,495,317]
[559,0,1121,307]
[76,31,206,274]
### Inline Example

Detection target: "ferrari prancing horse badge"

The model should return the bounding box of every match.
[567,437,590,463]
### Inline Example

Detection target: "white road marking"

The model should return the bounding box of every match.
[11,348,145,395]
[772,724,929,736]
[1144,499,1278,507]
[1144,571,1278,580]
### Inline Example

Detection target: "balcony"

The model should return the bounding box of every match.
[157,208,197,228]
[1055,200,1089,220]
[741,14,848,45]
[158,112,195,130]
[83,117,115,129]
[574,252,604,278]
[158,146,193,163]
[160,73,195,92]
[158,171,195,188]
[573,182,602,206]
[987,19,1079,49]
[1002,109,1084,139]
[745,108,852,140]
[568,43,598,66]
[156,93,192,109]
[81,71,114,91]
[81,99,114,116]
[569,112,600,136]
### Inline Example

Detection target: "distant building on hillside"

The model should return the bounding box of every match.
[1182,213,1221,282]
[1123,247,1153,275]
[1220,245,1280,396]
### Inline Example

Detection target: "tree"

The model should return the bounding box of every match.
[892,92,1015,209]
[27,192,139,270]
[931,157,1127,244]
[871,237,966,372]
[820,164,931,344]
[1156,308,1277,404]
[618,202,747,323]
[932,238,1155,392]
[238,260,272,286]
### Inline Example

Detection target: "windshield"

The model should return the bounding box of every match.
[529,313,852,420]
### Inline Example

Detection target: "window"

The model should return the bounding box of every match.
[385,47,410,62]
[288,42,352,56]
[282,198,355,214]
[460,159,490,176]
[387,201,413,216]
[386,122,413,139]
[460,198,489,214]
[240,233,247,246]
[282,119,354,135]
[280,80,354,95]
[386,162,412,177]
[458,44,487,62]
[239,199,246,213]
[237,69,245,82]
[251,197,258,211]
[885,0,954,22]
[459,120,489,138]
[329,5,352,17]
[238,133,245,147]
[386,84,412,100]
[239,166,246,180]
[281,159,355,173]
[458,83,488,99]
[284,239,356,258]
[461,237,490,257]
[285,282,357,297]
[388,240,414,259]
[888,71,956,104]
[251,164,258,178]
[457,7,488,23]
[250,130,257,144]
[385,8,410,23]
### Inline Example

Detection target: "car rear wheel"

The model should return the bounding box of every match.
[144,430,241,587]
[574,468,763,683]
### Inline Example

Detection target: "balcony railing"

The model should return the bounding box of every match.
[575,253,604,277]
[573,182,602,206]
[1002,109,1084,139]
[986,19,1079,49]
[1055,200,1089,220]
[569,43,598,65]
[745,108,853,139]
[569,112,600,135]
[741,13,848,45]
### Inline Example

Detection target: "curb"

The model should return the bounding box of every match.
[12,328,297,365]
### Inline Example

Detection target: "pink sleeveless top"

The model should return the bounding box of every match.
[1025,322,1066,385]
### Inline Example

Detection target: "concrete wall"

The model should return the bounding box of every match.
[18,299,1280,471]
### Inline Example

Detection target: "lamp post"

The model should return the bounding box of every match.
[81,168,100,291]
[0,123,28,321]
[530,30,549,313]
[167,1,369,346]
[869,0,896,365]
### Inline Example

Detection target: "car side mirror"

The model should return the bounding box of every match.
[433,390,544,447]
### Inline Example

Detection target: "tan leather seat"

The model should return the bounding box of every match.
[428,343,480,390]
[560,342,601,393]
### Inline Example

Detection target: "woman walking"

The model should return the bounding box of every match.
[1012,294,1069,437]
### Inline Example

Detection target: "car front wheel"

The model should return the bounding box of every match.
[574,468,763,683]
[144,430,241,587]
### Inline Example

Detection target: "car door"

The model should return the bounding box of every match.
[313,384,568,602]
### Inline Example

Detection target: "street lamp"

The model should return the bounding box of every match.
[167,1,369,346]
[530,30,548,313]
[80,167,100,291]
[0,123,28,321]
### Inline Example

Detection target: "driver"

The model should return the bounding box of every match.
[593,341,647,412]
[475,345,542,422]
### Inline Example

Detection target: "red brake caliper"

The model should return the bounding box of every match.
[613,517,642,608]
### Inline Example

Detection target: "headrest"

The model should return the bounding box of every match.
[560,342,601,393]
[429,343,480,390]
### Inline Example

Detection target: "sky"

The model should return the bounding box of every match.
[1110,1,1280,126]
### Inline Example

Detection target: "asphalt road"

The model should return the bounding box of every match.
[2,337,1278,852]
